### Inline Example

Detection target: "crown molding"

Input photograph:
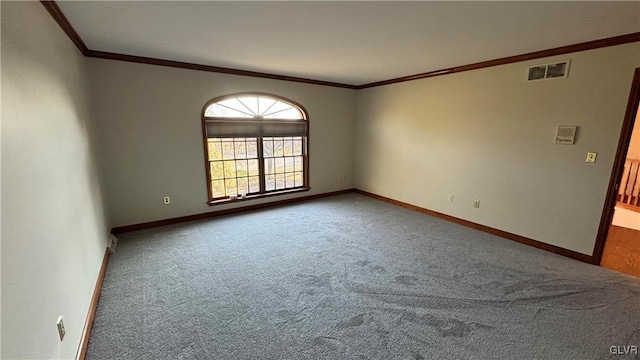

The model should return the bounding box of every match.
[84,50,359,89]
[356,32,640,89]
[40,0,89,55]
[39,1,357,89]
[41,1,640,90]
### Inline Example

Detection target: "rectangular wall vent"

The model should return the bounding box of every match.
[555,126,577,144]
[527,60,570,81]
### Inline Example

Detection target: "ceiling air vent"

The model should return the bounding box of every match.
[526,60,570,81]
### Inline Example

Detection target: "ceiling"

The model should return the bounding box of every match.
[56,1,640,86]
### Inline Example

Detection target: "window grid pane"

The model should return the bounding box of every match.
[265,175,275,191]
[262,136,304,192]
[208,138,260,199]
[208,136,305,200]
[221,139,235,160]
[205,95,304,120]
[249,176,260,193]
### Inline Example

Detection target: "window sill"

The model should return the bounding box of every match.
[207,187,310,206]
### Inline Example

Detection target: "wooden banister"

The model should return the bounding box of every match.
[618,158,640,208]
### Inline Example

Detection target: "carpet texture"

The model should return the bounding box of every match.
[87,193,640,360]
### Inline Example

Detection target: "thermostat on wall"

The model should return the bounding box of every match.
[555,126,577,144]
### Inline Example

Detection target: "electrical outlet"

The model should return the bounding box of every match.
[56,316,65,341]
[163,196,170,205]
[342,174,347,180]
[473,200,480,208]
[586,152,597,163]
[448,195,454,202]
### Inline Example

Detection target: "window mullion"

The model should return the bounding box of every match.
[257,137,266,194]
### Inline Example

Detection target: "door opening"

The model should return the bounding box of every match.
[594,67,640,275]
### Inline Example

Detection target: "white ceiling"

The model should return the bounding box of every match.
[56,1,640,86]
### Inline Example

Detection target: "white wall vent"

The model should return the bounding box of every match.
[527,60,570,81]
[555,126,577,144]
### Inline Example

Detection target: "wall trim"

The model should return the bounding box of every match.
[38,1,355,89]
[111,189,354,234]
[353,189,594,264]
[593,67,640,265]
[76,249,110,360]
[40,1,88,55]
[41,1,639,90]
[112,187,594,264]
[357,32,640,89]
[85,50,358,89]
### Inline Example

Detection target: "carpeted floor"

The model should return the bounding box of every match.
[87,193,640,360]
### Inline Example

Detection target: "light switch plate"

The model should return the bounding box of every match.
[586,152,597,163]
[56,316,65,341]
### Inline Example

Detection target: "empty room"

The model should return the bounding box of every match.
[3,1,640,359]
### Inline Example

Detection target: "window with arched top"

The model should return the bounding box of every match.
[202,93,309,204]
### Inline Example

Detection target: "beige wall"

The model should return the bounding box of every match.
[1,2,111,359]
[355,43,640,256]
[88,59,356,227]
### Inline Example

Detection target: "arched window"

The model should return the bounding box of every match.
[202,93,309,204]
